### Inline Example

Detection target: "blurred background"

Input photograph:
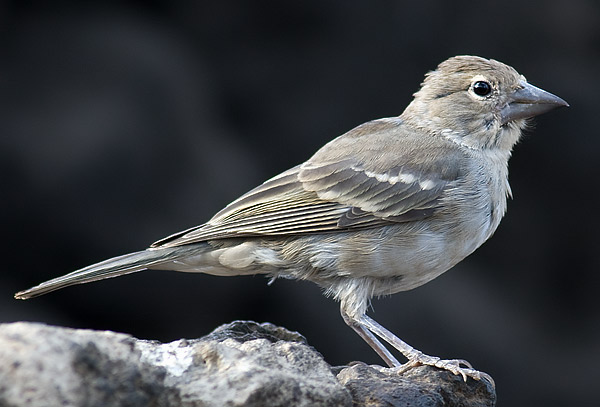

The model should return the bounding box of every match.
[1,1,598,406]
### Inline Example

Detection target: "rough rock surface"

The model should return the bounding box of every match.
[337,363,495,407]
[0,321,495,407]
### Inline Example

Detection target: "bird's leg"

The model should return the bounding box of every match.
[354,313,494,386]
[341,309,401,368]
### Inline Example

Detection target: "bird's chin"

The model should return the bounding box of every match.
[500,118,527,130]
[497,120,526,150]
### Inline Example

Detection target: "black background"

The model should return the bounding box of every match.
[2,1,598,406]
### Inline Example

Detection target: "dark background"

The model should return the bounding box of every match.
[1,1,598,406]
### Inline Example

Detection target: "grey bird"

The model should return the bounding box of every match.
[15,55,568,383]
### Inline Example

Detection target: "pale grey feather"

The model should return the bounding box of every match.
[152,119,463,248]
[14,245,207,299]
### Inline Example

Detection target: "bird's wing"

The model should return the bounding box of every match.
[152,118,463,248]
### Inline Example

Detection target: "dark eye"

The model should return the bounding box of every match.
[472,81,492,96]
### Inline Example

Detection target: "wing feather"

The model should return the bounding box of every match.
[152,118,463,248]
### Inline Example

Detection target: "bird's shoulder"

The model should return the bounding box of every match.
[308,117,466,182]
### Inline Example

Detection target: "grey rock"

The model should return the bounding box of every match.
[337,362,496,407]
[0,321,495,407]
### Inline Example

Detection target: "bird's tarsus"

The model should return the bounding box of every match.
[345,312,495,387]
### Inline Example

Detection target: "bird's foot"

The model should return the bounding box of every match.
[352,314,495,387]
[394,352,495,387]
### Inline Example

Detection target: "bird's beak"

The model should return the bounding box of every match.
[500,81,569,125]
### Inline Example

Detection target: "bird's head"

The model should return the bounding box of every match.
[402,55,568,151]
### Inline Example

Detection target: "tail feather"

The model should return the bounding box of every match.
[14,246,203,300]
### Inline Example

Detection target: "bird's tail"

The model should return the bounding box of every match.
[14,245,205,300]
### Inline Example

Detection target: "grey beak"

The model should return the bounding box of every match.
[500,81,568,125]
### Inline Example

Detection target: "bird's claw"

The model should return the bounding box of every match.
[392,353,495,388]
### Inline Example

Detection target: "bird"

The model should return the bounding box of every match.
[15,55,567,384]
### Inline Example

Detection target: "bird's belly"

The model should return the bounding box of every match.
[316,211,494,295]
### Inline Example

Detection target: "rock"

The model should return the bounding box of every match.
[0,321,496,407]
[337,363,496,407]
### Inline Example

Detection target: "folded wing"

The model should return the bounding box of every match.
[152,119,462,248]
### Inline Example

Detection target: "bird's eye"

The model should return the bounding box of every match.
[472,81,492,96]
